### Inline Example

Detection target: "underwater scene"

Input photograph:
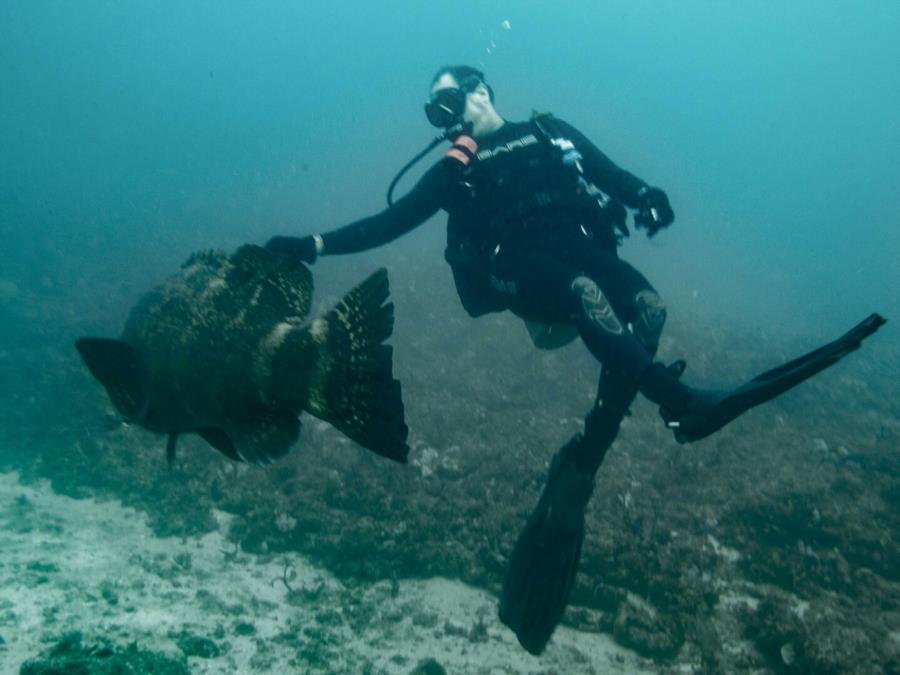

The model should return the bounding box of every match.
[1,2,898,673]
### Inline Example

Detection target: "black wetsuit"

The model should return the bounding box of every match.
[291,115,886,656]
[319,119,659,345]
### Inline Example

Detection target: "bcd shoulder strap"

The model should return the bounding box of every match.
[529,111,630,240]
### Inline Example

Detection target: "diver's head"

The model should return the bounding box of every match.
[426,65,504,138]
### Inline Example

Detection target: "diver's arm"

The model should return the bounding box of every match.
[553,119,648,207]
[318,163,445,256]
[555,118,674,232]
[265,163,446,263]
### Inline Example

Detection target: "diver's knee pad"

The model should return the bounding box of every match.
[572,276,653,375]
[571,276,624,336]
[632,289,667,354]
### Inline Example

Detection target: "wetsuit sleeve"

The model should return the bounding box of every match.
[554,118,649,208]
[319,162,446,255]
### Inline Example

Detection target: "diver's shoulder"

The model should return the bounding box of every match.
[540,114,579,133]
[482,119,532,141]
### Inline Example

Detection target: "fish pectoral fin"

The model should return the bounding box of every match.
[228,411,301,465]
[75,337,149,420]
[226,244,273,284]
[197,428,242,462]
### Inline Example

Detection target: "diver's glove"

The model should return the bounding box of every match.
[264,234,322,264]
[634,187,674,237]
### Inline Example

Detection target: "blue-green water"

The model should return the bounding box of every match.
[3,2,898,334]
[1,2,898,673]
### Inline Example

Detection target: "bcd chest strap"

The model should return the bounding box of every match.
[529,112,630,240]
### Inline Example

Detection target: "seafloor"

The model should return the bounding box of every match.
[1,250,898,673]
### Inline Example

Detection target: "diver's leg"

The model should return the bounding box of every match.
[491,247,677,435]
[573,248,888,442]
[499,364,644,654]
[645,313,887,442]
[492,249,674,413]
[498,248,656,655]
[495,245,886,450]
[566,241,668,354]
[569,290,664,472]
[569,275,655,374]
[569,367,639,473]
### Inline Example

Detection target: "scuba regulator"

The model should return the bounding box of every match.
[386,121,475,207]
[387,75,487,206]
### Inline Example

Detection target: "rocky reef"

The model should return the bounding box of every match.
[3,257,898,673]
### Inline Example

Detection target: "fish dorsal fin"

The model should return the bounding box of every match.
[75,338,149,421]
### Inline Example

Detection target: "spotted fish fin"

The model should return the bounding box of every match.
[75,338,149,421]
[226,244,313,319]
[299,268,409,463]
[226,410,301,465]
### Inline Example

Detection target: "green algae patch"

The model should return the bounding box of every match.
[174,631,222,659]
[20,631,189,675]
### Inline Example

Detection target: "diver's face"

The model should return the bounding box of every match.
[430,73,492,126]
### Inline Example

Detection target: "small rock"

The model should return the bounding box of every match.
[612,598,684,658]
[234,622,256,636]
[443,620,467,638]
[177,633,221,659]
[27,562,59,574]
[173,552,192,571]
[409,657,447,675]
[411,611,439,629]
[781,642,796,665]
[381,608,405,623]
[314,609,343,626]
[468,619,489,643]
[100,584,119,606]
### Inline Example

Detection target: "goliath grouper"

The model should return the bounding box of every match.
[76,244,408,465]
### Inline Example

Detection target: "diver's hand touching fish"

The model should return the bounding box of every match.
[76,244,408,466]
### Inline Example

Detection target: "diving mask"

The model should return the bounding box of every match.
[424,75,486,129]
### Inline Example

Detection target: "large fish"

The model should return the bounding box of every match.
[75,245,408,465]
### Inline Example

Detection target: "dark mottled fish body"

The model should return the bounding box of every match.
[77,245,408,465]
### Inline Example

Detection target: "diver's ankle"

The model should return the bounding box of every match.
[639,362,693,411]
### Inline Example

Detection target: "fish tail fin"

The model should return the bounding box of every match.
[302,268,409,462]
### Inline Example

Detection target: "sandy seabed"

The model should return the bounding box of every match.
[0,470,656,674]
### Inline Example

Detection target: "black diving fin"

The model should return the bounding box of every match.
[499,434,594,655]
[662,313,887,443]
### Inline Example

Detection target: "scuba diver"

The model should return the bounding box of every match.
[265,65,885,655]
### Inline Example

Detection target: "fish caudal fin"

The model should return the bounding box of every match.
[303,268,409,462]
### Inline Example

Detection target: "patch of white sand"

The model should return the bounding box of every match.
[0,471,654,673]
